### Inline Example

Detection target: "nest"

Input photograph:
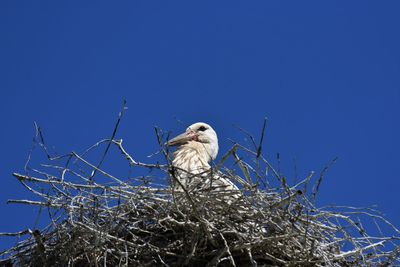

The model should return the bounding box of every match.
[1,120,399,266]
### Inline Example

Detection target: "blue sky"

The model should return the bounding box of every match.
[1,1,399,251]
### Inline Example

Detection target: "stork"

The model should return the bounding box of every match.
[166,122,239,196]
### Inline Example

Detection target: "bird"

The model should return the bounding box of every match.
[166,122,239,197]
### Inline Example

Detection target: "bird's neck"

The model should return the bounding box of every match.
[172,141,212,174]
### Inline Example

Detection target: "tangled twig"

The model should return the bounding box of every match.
[1,121,399,267]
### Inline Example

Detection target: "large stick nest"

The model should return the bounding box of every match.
[1,118,399,266]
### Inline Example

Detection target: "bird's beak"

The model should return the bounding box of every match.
[166,130,198,146]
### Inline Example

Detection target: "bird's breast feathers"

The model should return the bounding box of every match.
[172,144,210,174]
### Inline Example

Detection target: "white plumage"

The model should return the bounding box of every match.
[167,122,239,195]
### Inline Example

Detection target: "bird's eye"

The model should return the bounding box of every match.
[198,126,207,132]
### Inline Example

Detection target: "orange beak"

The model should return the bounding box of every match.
[166,130,198,146]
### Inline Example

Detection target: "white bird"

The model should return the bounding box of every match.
[166,122,239,196]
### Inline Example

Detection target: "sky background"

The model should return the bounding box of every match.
[1,1,399,251]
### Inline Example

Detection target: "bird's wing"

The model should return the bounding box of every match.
[186,171,240,199]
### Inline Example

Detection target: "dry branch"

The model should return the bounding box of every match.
[1,120,399,267]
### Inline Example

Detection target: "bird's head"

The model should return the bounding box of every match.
[166,122,219,161]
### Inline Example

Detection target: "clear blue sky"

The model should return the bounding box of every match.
[1,1,399,251]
